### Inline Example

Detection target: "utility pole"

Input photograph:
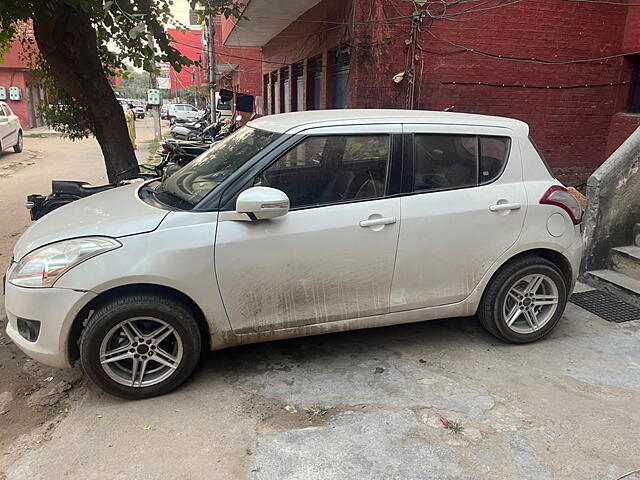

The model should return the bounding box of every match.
[147,33,162,141]
[207,15,217,124]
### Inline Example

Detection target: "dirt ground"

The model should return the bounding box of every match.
[0,120,639,479]
[0,119,156,464]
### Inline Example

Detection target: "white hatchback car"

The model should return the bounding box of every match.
[0,101,23,157]
[4,110,583,398]
[163,103,203,123]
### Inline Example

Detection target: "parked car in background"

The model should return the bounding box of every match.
[4,110,583,399]
[163,104,203,124]
[133,101,145,119]
[160,103,170,119]
[0,101,23,157]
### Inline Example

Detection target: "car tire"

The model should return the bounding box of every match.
[13,131,23,153]
[79,294,202,399]
[478,256,567,344]
[169,116,176,125]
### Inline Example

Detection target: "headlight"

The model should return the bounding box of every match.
[9,237,121,288]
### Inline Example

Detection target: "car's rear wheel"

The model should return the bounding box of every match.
[13,131,23,153]
[169,116,176,125]
[478,256,567,343]
[79,294,202,399]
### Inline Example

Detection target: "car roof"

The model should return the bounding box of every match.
[248,109,529,136]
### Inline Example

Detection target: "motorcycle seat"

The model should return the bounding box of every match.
[51,180,116,197]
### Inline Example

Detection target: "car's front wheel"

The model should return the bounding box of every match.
[478,256,567,343]
[13,131,23,153]
[80,294,202,399]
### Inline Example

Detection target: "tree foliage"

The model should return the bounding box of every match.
[0,0,241,141]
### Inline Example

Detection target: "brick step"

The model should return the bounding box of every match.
[610,246,640,282]
[584,269,640,308]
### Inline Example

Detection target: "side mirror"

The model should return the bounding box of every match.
[236,186,289,220]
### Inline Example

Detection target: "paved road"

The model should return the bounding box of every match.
[1,122,640,479]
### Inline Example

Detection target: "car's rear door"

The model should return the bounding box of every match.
[215,124,403,334]
[1,105,18,147]
[390,124,527,311]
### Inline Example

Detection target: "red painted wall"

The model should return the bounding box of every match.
[168,29,207,93]
[254,0,640,183]
[214,23,263,97]
[0,38,40,129]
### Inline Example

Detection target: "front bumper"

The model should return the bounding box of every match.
[4,277,96,368]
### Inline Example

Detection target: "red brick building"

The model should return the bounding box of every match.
[222,0,640,182]
[168,21,263,101]
[0,33,45,129]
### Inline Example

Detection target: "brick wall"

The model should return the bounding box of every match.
[214,23,263,97]
[257,0,640,183]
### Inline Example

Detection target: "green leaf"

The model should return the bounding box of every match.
[128,24,145,39]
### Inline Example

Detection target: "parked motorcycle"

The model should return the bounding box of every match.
[170,108,212,140]
[26,116,245,221]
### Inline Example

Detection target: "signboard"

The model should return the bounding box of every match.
[158,62,171,90]
[147,88,161,105]
[158,77,171,90]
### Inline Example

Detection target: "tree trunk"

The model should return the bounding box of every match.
[32,3,139,183]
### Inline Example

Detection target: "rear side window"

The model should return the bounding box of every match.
[413,134,511,193]
[479,136,510,185]
[413,135,478,192]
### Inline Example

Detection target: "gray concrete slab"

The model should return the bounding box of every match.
[3,303,639,480]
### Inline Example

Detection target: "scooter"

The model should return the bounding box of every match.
[26,116,246,221]
[170,108,213,140]
[26,158,176,221]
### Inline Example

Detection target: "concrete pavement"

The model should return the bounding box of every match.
[3,301,640,480]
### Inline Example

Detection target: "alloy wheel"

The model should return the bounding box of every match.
[502,274,559,335]
[99,317,184,388]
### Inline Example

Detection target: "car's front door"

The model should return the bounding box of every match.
[215,126,402,334]
[390,125,527,311]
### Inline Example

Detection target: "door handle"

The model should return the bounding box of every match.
[359,217,397,228]
[490,203,521,212]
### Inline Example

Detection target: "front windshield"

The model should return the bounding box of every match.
[161,127,282,206]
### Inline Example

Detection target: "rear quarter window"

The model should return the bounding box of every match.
[479,136,511,185]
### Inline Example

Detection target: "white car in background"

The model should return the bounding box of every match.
[0,101,23,157]
[4,110,583,399]
[163,103,203,123]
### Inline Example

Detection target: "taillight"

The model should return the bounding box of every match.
[539,185,583,225]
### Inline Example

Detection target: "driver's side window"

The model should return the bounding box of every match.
[256,134,390,209]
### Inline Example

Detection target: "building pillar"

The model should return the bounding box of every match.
[321,50,330,109]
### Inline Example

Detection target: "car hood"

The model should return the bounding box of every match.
[13,182,169,260]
